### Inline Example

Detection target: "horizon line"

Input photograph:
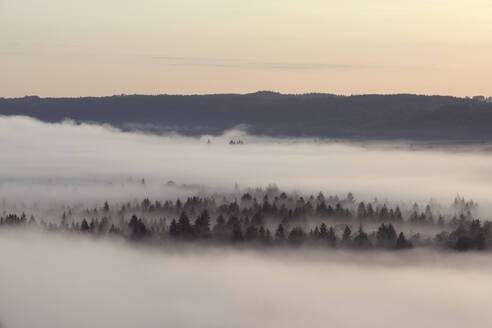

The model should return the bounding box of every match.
[2,91,490,101]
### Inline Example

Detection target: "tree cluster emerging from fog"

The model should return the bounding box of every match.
[1,184,489,252]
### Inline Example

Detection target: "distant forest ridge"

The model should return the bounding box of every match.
[2,91,492,141]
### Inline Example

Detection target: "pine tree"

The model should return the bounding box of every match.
[275,224,286,242]
[395,232,413,250]
[104,201,110,212]
[288,227,306,246]
[342,225,352,245]
[128,215,147,240]
[232,223,244,242]
[81,219,89,232]
[353,225,371,248]
[327,226,337,247]
[194,210,211,238]
[169,219,178,237]
[178,211,192,238]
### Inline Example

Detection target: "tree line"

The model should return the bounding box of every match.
[0,189,487,251]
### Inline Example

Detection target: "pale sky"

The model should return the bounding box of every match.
[1,0,491,97]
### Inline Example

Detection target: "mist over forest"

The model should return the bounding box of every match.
[4,0,492,324]
[3,115,492,327]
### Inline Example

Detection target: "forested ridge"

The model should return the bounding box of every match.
[2,92,492,141]
[2,185,489,252]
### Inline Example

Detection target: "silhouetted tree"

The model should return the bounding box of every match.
[128,215,147,240]
[275,224,286,242]
[342,225,352,246]
[169,219,178,237]
[288,227,306,246]
[353,225,371,248]
[103,201,110,212]
[80,219,89,232]
[395,232,413,250]
[376,223,397,248]
[327,226,337,247]
[232,223,244,242]
[194,210,211,238]
[178,211,192,239]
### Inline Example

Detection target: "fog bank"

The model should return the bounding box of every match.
[1,230,492,328]
[2,115,492,207]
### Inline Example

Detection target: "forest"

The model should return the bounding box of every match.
[2,92,492,141]
[1,185,488,252]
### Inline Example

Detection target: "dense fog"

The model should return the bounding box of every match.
[1,229,492,328]
[2,115,492,208]
[2,115,492,327]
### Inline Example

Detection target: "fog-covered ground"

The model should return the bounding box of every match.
[1,229,492,328]
[2,115,492,327]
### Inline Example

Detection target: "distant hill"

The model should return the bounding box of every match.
[1,92,492,141]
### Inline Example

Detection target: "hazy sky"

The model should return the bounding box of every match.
[1,0,491,97]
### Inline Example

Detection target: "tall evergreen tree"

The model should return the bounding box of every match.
[395,232,413,249]
[275,224,286,242]
[342,225,352,246]
[194,210,211,238]
[169,219,178,237]
[178,211,192,238]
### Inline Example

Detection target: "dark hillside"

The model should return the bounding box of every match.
[1,92,491,141]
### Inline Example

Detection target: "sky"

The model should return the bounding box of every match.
[1,0,492,97]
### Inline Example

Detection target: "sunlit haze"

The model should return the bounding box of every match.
[1,0,491,97]
[2,2,492,328]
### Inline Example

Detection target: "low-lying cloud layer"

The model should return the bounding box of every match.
[2,116,492,327]
[1,229,492,328]
[2,115,492,208]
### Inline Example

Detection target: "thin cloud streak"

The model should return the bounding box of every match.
[151,55,371,70]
